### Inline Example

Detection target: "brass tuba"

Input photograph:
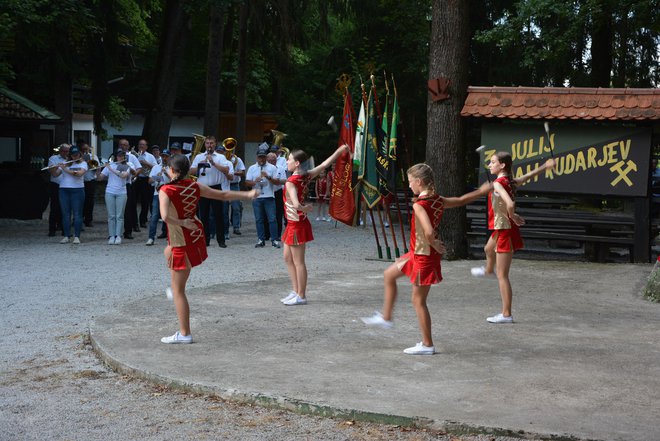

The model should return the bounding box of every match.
[191,133,206,159]
[271,129,289,157]
[222,137,237,161]
[271,130,287,148]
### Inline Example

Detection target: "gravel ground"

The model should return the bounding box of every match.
[1,202,539,441]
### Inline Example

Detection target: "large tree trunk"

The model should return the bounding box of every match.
[235,1,249,160]
[204,2,226,138]
[142,0,190,149]
[53,70,73,145]
[590,0,613,87]
[426,1,470,259]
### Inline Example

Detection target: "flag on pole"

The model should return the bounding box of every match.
[360,91,383,208]
[385,93,399,193]
[329,91,356,226]
[376,87,390,194]
[354,99,366,176]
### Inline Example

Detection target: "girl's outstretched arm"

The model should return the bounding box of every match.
[514,158,555,186]
[198,182,259,201]
[443,182,491,209]
[308,144,350,179]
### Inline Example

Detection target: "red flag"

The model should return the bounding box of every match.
[329,91,356,226]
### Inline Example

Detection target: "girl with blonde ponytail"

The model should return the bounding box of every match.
[362,163,490,355]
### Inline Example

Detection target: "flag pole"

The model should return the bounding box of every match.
[376,203,391,260]
[381,73,400,258]
[391,74,408,254]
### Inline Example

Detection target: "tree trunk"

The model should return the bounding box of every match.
[53,70,73,145]
[204,2,226,138]
[426,1,470,259]
[235,1,249,160]
[590,0,613,87]
[142,0,190,149]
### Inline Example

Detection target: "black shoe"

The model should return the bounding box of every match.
[271,240,280,249]
[133,226,140,232]
[84,222,93,227]
[255,241,265,248]
[140,223,147,228]
[124,234,134,239]
[218,242,227,248]
[157,233,167,239]
[233,229,242,235]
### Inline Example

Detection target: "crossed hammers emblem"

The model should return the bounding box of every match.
[610,160,637,187]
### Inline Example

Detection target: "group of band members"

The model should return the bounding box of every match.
[47,134,291,247]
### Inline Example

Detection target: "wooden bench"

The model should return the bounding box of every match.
[466,197,637,262]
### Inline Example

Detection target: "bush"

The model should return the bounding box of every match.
[643,261,660,302]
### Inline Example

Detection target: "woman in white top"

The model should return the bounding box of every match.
[96,150,133,245]
[53,146,87,244]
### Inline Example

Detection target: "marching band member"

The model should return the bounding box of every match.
[146,149,171,246]
[158,154,258,344]
[471,153,555,324]
[266,151,287,238]
[245,144,280,248]
[279,144,349,306]
[222,138,246,237]
[46,143,70,236]
[116,138,142,239]
[53,146,88,244]
[189,135,234,248]
[361,164,490,354]
[80,142,99,227]
[135,139,157,229]
[96,149,134,245]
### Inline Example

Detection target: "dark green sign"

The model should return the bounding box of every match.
[478,124,652,197]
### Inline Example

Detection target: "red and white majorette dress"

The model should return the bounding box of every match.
[315,175,329,202]
[282,173,314,245]
[488,175,523,253]
[160,178,208,270]
[396,193,444,286]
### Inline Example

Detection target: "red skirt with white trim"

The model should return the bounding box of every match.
[396,251,442,286]
[282,218,314,246]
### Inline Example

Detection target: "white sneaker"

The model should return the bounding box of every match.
[315,217,321,221]
[146,238,154,246]
[283,295,307,306]
[165,287,173,300]
[73,237,81,244]
[486,313,513,323]
[280,291,297,303]
[160,331,192,344]
[403,342,435,355]
[360,311,393,329]
[471,266,495,277]
[60,237,70,244]
[108,236,115,245]
[326,217,332,222]
[114,236,122,245]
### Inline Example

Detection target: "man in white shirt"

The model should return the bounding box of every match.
[47,143,70,236]
[146,149,170,245]
[190,135,234,248]
[220,139,246,238]
[80,142,99,227]
[245,144,280,248]
[117,138,142,239]
[267,150,287,239]
[135,139,158,228]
